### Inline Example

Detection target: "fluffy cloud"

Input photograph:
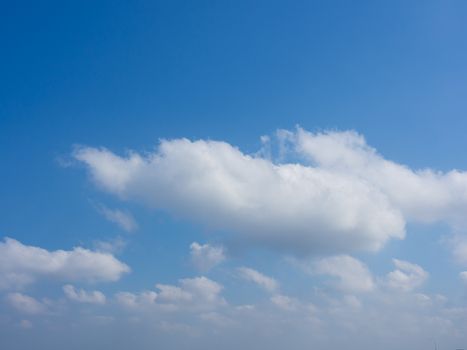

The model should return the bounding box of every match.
[155,284,192,303]
[313,255,375,293]
[385,259,428,292]
[178,276,225,306]
[6,293,47,314]
[116,276,225,311]
[96,204,138,232]
[74,132,406,254]
[189,242,225,271]
[0,238,130,290]
[75,127,467,255]
[237,267,279,293]
[63,284,106,304]
[292,128,467,225]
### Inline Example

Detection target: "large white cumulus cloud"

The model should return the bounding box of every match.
[0,238,130,289]
[72,127,467,254]
[74,132,408,254]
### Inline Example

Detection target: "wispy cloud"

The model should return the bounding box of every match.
[237,267,279,293]
[96,204,138,233]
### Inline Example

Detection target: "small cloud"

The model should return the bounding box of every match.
[115,291,157,308]
[190,242,225,271]
[235,304,255,312]
[63,284,106,304]
[237,267,279,293]
[116,276,225,312]
[449,236,467,266]
[270,294,298,311]
[459,271,467,283]
[6,293,47,315]
[178,276,225,306]
[55,154,76,168]
[313,255,375,293]
[0,237,130,290]
[155,284,192,303]
[94,236,127,254]
[385,259,428,292]
[96,204,138,233]
[156,276,226,309]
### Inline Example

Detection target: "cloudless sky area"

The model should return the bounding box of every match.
[2,1,467,349]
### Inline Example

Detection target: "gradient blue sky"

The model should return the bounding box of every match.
[2,1,467,349]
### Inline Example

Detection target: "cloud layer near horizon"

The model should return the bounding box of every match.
[1,235,464,350]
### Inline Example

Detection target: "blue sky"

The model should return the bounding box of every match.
[2,1,467,349]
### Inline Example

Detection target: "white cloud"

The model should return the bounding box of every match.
[155,284,192,303]
[270,294,298,311]
[93,236,127,254]
[237,267,279,293]
[448,236,467,266]
[190,242,225,271]
[313,255,375,293]
[179,276,225,306]
[4,273,466,350]
[63,284,106,304]
[0,237,130,290]
[115,291,157,308]
[75,128,467,256]
[6,293,47,314]
[292,128,467,225]
[74,132,407,255]
[460,271,467,283]
[97,205,138,232]
[117,276,225,311]
[385,259,428,292]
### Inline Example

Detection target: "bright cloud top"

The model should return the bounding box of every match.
[0,238,130,290]
[292,128,467,225]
